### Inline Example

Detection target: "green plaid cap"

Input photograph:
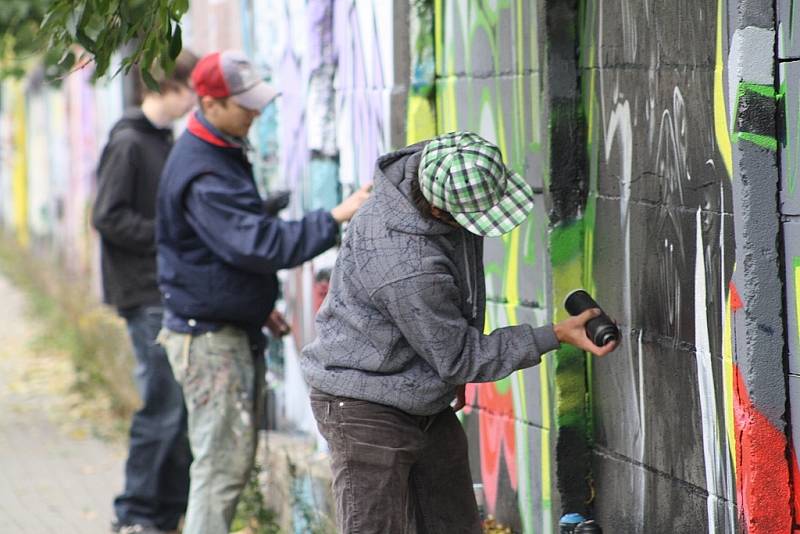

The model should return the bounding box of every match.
[418,131,535,237]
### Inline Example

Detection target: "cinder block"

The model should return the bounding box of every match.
[779,1,800,59]
[437,0,543,77]
[784,220,800,374]
[462,408,558,530]
[580,0,715,69]
[592,196,733,351]
[435,75,547,190]
[484,195,548,306]
[788,375,800,467]
[593,336,733,491]
[780,61,800,215]
[589,67,727,212]
[592,447,736,532]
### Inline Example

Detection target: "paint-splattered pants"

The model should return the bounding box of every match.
[160,326,265,534]
[310,390,482,534]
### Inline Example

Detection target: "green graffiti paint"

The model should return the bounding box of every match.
[734,132,778,152]
[732,82,778,152]
[780,79,799,195]
[551,222,585,268]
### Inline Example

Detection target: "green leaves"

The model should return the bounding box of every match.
[169,24,182,60]
[0,0,187,84]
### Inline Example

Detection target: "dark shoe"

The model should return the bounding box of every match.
[118,525,171,534]
[559,513,587,533]
[575,519,603,533]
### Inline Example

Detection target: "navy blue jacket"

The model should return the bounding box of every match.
[156,112,339,340]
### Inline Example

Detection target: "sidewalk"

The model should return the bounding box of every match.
[0,274,124,533]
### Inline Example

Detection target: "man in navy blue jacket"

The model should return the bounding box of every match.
[156,50,369,534]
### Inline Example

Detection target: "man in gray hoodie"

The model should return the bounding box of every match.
[301,131,616,533]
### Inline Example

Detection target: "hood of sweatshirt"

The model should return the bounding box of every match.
[372,141,457,237]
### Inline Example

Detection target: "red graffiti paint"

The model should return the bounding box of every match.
[729,281,743,311]
[791,446,800,525]
[733,365,792,533]
[464,383,517,513]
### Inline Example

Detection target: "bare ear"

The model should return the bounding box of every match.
[199,95,215,113]
[430,206,459,227]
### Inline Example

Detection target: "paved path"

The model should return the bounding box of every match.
[0,274,124,533]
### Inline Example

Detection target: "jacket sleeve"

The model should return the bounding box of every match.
[372,271,560,384]
[184,172,339,274]
[91,138,155,253]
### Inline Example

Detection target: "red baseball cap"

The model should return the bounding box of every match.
[191,50,279,111]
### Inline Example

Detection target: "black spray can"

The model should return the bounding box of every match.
[564,290,619,347]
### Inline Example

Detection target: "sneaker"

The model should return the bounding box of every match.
[118,525,171,534]
[575,519,602,533]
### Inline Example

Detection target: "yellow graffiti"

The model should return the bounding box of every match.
[722,278,736,475]
[714,0,733,177]
[10,82,28,247]
[539,362,552,524]
[407,96,437,144]
[714,0,736,475]
[795,261,800,375]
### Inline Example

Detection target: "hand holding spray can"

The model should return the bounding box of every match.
[564,290,619,347]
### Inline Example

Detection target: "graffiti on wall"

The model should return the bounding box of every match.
[0,1,797,532]
[244,0,408,433]
[0,65,122,283]
[580,0,740,530]
[333,1,404,189]
[576,0,798,532]
[428,1,554,531]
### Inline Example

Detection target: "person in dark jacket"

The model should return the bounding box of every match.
[92,50,198,534]
[301,131,618,533]
[155,50,370,534]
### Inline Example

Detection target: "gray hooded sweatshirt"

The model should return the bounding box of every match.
[301,142,560,415]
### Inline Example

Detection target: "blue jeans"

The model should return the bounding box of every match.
[160,326,265,534]
[114,306,191,530]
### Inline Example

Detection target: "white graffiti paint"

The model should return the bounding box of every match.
[694,207,726,534]
[603,73,648,525]
[604,84,633,342]
[333,1,396,188]
[654,88,689,334]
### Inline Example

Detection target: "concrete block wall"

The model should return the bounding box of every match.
[579,0,740,530]
[0,0,798,531]
[576,0,798,531]
[429,2,557,531]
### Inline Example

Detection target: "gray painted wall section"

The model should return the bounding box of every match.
[778,0,800,59]
[730,1,787,431]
